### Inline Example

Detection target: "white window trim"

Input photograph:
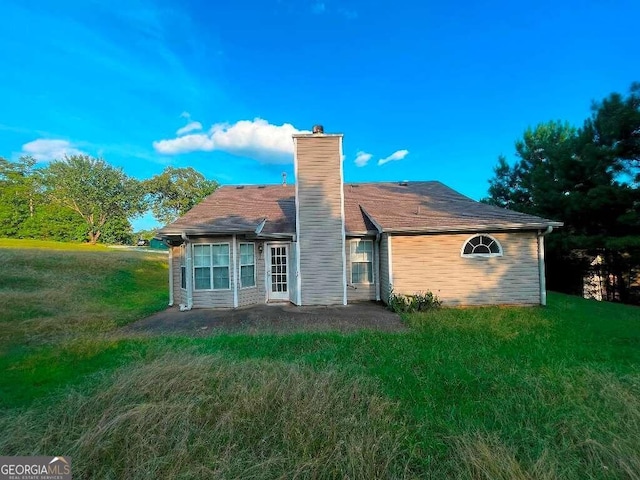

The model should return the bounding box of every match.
[193,243,231,291]
[350,239,374,284]
[460,234,503,258]
[239,242,256,289]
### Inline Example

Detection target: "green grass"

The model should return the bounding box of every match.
[1,239,639,478]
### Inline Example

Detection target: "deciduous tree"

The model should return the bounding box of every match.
[44,155,145,244]
[145,166,217,225]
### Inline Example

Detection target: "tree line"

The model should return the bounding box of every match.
[0,156,217,244]
[484,83,640,303]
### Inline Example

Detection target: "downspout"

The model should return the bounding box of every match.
[180,232,193,311]
[388,235,394,299]
[374,233,381,301]
[167,243,174,306]
[537,226,553,306]
[232,234,238,308]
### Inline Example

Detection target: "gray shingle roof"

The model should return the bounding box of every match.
[157,181,561,237]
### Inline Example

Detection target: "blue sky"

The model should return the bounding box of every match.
[1,0,638,230]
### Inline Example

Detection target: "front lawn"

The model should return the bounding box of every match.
[1,240,638,478]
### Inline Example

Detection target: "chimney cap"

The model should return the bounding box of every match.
[312,124,324,134]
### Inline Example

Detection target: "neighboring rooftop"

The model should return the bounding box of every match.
[157,181,561,237]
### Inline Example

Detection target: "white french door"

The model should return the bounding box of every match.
[267,244,289,301]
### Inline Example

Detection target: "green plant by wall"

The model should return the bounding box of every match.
[388,289,442,313]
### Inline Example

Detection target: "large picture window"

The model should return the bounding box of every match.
[351,239,373,283]
[193,244,230,290]
[239,243,256,288]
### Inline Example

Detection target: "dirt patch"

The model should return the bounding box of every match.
[122,301,406,336]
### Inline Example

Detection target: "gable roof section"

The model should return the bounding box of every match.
[159,185,296,236]
[158,181,561,237]
[347,182,562,233]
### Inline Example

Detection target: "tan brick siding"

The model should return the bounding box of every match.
[391,232,541,306]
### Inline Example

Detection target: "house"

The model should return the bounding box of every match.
[156,127,562,309]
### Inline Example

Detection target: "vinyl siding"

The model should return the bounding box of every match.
[238,241,265,307]
[171,246,183,305]
[379,234,391,304]
[295,135,346,305]
[346,237,376,302]
[391,232,541,306]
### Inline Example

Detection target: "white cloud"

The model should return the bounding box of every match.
[354,151,372,167]
[153,133,214,154]
[377,149,409,166]
[21,139,84,162]
[176,121,203,136]
[153,118,308,164]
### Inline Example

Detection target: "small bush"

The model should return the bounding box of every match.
[388,289,442,313]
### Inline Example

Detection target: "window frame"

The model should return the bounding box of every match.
[192,243,231,291]
[460,234,503,258]
[350,239,374,284]
[239,242,256,289]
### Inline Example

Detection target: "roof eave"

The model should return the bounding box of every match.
[382,221,563,234]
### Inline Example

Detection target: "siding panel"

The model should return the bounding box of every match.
[295,135,346,305]
[171,246,183,305]
[379,234,390,303]
[391,232,540,306]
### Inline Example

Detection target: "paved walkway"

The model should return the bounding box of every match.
[123,301,406,336]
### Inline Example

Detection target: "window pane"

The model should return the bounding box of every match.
[240,244,254,266]
[352,262,372,283]
[194,267,211,289]
[181,266,186,289]
[212,244,229,267]
[212,266,229,289]
[241,265,255,287]
[193,245,211,267]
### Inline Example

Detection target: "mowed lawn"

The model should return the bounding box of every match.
[1,240,639,479]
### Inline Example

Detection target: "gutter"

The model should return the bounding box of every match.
[382,222,563,235]
[180,232,193,311]
[537,226,553,306]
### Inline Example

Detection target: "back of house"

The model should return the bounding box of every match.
[156,126,562,310]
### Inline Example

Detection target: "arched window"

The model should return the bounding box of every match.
[461,234,502,257]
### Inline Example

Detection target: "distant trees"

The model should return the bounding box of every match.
[0,155,217,244]
[44,155,146,244]
[144,166,218,225]
[484,83,640,303]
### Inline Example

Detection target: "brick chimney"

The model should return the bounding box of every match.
[292,126,346,305]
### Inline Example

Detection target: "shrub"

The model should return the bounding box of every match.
[388,289,442,313]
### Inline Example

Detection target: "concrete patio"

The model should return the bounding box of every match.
[123,301,406,336]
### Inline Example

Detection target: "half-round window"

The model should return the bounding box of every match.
[461,234,502,257]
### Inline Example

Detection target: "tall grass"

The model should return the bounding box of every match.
[0,354,410,479]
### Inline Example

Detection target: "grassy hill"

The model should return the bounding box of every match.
[1,239,639,479]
